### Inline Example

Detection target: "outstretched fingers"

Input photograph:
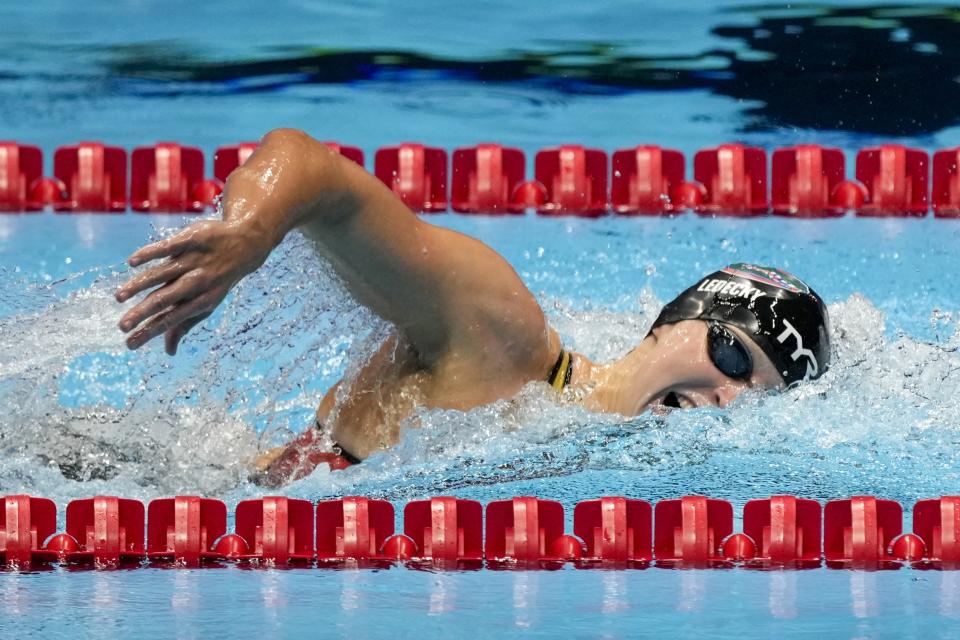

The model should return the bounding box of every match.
[163,312,211,356]
[115,259,191,303]
[119,272,204,334]
[126,293,214,350]
[126,226,204,267]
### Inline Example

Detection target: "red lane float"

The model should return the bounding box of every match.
[611,146,685,215]
[147,496,228,566]
[824,496,902,568]
[323,142,364,168]
[213,142,259,183]
[451,144,526,214]
[53,142,127,212]
[0,495,58,566]
[535,145,608,216]
[6,139,960,216]
[932,147,960,218]
[485,497,581,564]
[403,497,483,565]
[315,496,395,563]
[742,495,822,566]
[855,145,929,216]
[0,142,45,212]
[62,497,145,566]
[573,496,652,564]
[375,143,447,212]
[3,494,960,570]
[654,496,733,566]
[771,145,849,217]
[230,497,314,563]
[911,496,960,567]
[691,144,768,216]
[131,143,215,213]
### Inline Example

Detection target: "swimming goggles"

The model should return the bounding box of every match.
[707,322,753,381]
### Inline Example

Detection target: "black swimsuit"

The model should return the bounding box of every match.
[547,347,574,392]
[326,347,573,464]
[330,438,362,465]
[312,419,362,465]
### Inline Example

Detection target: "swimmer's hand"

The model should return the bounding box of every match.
[248,446,289,488]
[115,219,272,354]
[252,446,286,473]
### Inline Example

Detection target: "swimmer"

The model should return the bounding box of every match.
[115,129,830,486]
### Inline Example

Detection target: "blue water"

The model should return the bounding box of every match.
[3,1,960,638]
[2,567,958,640]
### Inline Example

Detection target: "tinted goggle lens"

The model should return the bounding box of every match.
[708,323,753,381]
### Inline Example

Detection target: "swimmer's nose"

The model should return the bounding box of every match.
[713,381,748,408]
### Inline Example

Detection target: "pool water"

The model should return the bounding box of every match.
[2,1,960,638]
[4,563,959,640]
[2,213,959,638]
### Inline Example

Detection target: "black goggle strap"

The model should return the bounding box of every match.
[707,323,753,381]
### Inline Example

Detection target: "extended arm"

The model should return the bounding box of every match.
[116,129,553,376]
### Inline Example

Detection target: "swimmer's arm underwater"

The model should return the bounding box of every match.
[116,129,556,384]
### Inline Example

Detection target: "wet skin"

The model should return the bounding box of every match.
[115,129,784,473]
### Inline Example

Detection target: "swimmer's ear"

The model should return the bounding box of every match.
[164,312,211,356]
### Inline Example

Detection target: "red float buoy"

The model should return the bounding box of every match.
[673,180,706,210]
[832,180,868,211]
[511,180,547,209]
[213,533,250,558]
[721,533,757,561]
[890,533,926,562]
[550,534,584,560]
[45,533,80,555]
[381,534,418,560]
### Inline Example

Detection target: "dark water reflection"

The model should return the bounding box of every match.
[99,4,960,135]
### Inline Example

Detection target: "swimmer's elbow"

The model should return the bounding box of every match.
[260,127,312,150]
[230,128,353,222]
[258,128,340,179]
[229,128,336,188]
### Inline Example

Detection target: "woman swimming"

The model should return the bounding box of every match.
[114,129,829,485]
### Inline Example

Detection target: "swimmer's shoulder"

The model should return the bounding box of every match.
[421,304,558,395]
[474,295,559,381]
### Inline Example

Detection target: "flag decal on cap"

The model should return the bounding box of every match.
[721,263,810,294]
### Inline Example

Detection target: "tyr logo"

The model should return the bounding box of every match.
[776,320,819,379]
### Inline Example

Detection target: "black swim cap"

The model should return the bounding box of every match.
[650,263,830,386]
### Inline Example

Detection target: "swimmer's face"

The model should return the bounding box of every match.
[643,320,784,411]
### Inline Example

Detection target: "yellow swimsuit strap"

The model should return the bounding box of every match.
[547,348,573,392]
